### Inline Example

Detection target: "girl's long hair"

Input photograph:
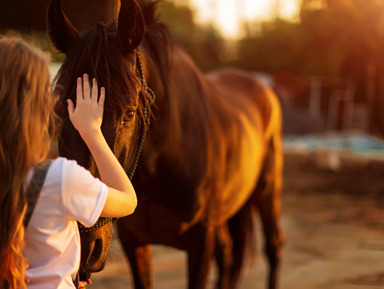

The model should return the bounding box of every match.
[0,37,55,289]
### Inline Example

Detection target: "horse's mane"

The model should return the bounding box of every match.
[139,1,213,173]
[139,0,171,97]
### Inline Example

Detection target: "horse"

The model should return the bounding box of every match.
[47,0,285,288]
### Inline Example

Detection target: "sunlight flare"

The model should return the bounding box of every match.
[188,0,301,38]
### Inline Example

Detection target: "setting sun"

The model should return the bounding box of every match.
[188,0,301,38]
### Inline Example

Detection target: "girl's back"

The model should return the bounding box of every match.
[23,158,108,289]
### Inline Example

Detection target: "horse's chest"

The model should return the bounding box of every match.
[125,195,197,247]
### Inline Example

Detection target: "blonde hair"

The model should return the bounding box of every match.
[0,37,55,289]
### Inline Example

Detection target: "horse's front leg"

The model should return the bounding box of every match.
[184,223,216,289]
[117,220,152,289]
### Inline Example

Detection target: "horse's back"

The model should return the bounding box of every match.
[203,68,282,221]
[206,68,280,133]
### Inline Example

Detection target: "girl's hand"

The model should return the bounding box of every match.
[79,279,92,289]
[67,74,105,139]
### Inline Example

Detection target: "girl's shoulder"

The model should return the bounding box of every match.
[45,157,74,181]
[52,156,77,168]
[50,157,85,176]
[52,158,108,225]
[44,157,88,190]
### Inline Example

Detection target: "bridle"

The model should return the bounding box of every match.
[78,50,155,233]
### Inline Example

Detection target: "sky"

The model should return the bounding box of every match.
[187,0,301,38]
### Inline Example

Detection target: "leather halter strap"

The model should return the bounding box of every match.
[78,50,155,233]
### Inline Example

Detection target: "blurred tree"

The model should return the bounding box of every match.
[230,0,384,134]
[299,0,384,133]
[157,1,225,71]
[233,20,300,73]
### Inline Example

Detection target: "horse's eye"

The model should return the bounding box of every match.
[121,110,136,126]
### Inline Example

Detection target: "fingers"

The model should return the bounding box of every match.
[82,74,91,100]
[91,78,98,101]
[78,279,92,289]
[99,87,105,107]
[67,99,74,118]
[76,77,83,103]
[76,74,105,105]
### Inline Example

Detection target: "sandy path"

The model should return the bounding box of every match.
[88,152,384,289]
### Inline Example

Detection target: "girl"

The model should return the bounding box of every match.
[0,37,137,289]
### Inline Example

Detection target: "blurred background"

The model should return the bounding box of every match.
[2,0,384,288]
[3,0,384,137]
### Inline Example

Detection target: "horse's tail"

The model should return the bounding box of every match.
[227,199,256,287]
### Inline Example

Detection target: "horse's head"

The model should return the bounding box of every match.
[47,0,150,279]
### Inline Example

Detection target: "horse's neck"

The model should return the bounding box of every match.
[144,44,211,166]
[145,43,210,128]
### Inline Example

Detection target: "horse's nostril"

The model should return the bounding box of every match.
[88,238,103,265]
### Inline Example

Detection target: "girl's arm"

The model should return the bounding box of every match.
[67,74,137,218]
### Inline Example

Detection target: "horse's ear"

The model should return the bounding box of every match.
[117,0,145,54]
[46,0,79,54]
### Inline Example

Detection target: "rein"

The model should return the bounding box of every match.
[78,50,155,233]
[128,50,155,179]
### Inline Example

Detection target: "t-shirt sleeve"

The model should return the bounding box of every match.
[61,158,108,227]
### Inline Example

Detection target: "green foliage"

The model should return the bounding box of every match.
[157,1,225,71]
[234,0,384,80]
[0,29,65,62]
[6,0,384,87]
[233,20,300,73]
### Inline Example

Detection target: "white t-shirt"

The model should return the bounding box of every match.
[23,157,108,289]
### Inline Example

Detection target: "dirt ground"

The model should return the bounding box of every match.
[88,151,384,289]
